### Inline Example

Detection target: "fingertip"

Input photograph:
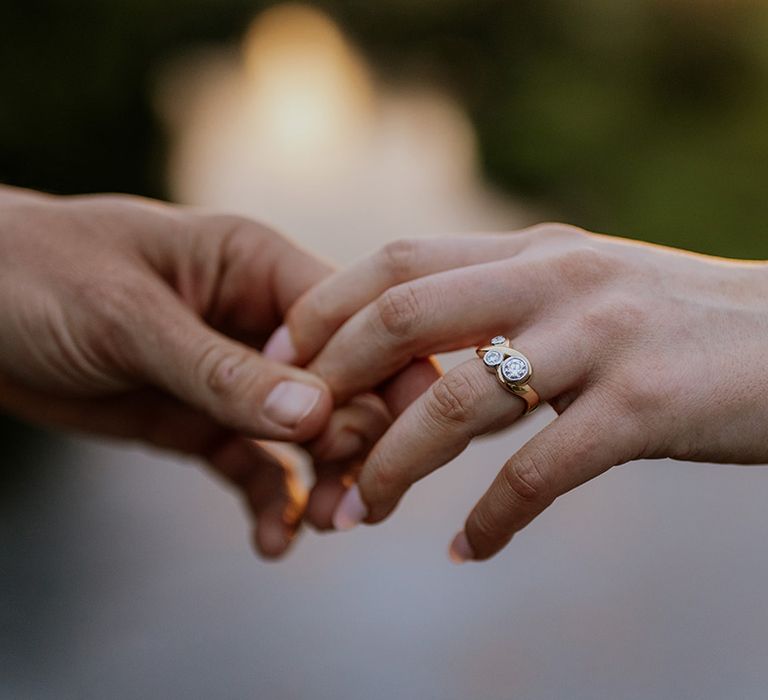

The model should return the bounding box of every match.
[253,518,297,560]
[305,477,347,531]
[448,531,475,564]
[331,484,367,531]
[263,325,298,364]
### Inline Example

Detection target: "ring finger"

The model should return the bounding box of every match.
[331,326,589,528]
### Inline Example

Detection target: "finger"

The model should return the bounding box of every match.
[145,213,334,345]
[332,326,589,530]
[379,357,443,417]
[265,232,536,364]
[451,393,641,562]
[307,257,551,404]
[304,393,391,530]
[306,360,440,530]
[207,437,307,559]
[128,280,332,442]
[262,231,334,314]
[303,358,441,530]
[301,357,440,531]
[222,225,335,340]
[0,372,307,559]
[0,372,308,558]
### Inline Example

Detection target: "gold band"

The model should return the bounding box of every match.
[476,336,540,415]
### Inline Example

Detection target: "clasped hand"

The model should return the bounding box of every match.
[3,188,767,562]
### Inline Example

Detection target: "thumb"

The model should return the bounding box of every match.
[130,287,332,442]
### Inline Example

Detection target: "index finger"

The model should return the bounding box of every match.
[266,233,535,366]
[306,256,548,405]
[182,214,335,340]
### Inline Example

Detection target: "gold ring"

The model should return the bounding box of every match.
[476,335,540,415]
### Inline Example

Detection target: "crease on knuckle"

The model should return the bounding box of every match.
[379,238,421,282]
[376,284,422,340]
[426,371,478,426]
[501,452,550,505]
[197,342,251,400]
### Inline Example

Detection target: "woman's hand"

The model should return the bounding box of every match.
[271,225,768,561]
[0,187,400,556]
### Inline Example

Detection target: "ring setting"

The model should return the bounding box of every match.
[476,336,540,415]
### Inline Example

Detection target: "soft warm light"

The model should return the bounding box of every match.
[159,1,526,259]
[242,3,373,170]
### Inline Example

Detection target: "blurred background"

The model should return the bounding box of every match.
[2,1,768,698]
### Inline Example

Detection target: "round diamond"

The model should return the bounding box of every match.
[501,356,529,383]
[483,349,503,367]
[490,335,507,346]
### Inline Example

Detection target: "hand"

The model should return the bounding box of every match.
[271,226,768,561]
[0,187,391,556]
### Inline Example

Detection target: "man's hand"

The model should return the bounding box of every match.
[0,187,369,556]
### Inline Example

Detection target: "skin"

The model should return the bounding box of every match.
[0,186,438,557]
[273,224,768,561]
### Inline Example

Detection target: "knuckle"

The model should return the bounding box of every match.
[527,222,588,241]
[201,214,280,267]
[426,371,480,425]
[207,213,270,239]
[501,452,550,505]
[74,194,181,232]
[580,294,648,339]
[552,245,617,288]
[75,192,145,212]
[375,284,423,339]
[196,343,252,400]
[378,238,421,281]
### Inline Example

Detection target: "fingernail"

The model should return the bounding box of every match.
[321,429,366,462]
[263,325,298,364]
[448,531,474,564]
[264,381,322,428]
[332,484,367,531]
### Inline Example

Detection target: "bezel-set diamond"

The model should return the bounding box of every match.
[483,349,504,367]
[477,335,539,415]
[501,356,530,383]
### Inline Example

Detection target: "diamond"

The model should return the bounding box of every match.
[501,356,529,383]
[483,349,503,367]
[490,335,507,346]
